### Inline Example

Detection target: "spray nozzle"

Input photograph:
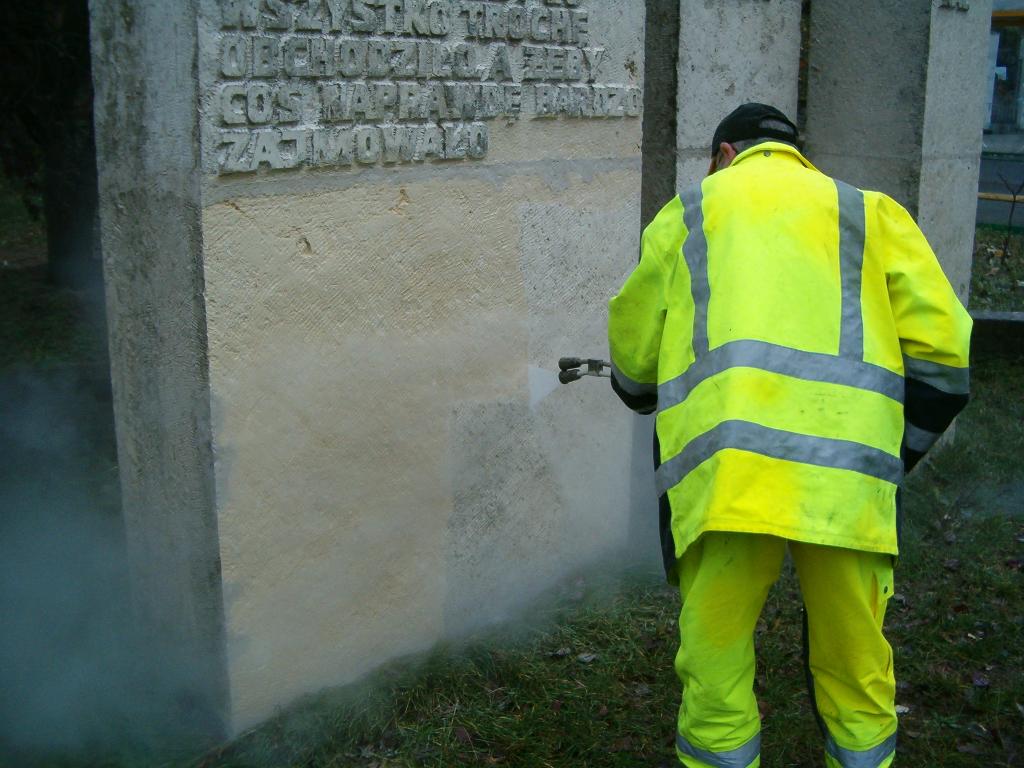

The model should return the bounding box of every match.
[557,356,612,384]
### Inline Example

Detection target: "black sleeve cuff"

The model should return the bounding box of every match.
[904,377,969,434]
[610,374,657,414]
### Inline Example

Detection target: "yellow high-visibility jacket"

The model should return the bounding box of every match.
[609,143,971,574]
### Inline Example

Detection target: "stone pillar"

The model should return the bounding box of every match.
[676,0,803,189]
[805,0,993,302]
[89,0,229,741]
[92,0,645,736]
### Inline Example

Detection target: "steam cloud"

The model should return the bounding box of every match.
[0,366,187,760]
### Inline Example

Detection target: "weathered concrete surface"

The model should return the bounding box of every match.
[806,0,992,302]
[94,0,645,735]
[676,0,802,188]
[89,0,228,742]
[918,0,994,301]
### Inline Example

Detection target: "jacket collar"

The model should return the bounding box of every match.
[730,142,820,172]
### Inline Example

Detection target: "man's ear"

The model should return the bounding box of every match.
[708,142,738,176]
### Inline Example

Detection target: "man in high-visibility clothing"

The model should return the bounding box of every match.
[608,103,972,768]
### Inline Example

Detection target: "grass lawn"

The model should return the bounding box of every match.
[973,225,1024,312]
[0,174,104,371]
[0,267,108,370]
[0,175,45,269]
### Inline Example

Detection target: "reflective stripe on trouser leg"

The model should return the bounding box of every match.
[825,732,896,768]
[677,732,760,767]
[789,542,898,768]
[675,534,783,768]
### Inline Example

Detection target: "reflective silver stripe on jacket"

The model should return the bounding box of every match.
[655,420,903,496]
[658,339,904,412]
[610,361,657,397]
[679,183,710,355]
[825,732,897,768]
[837,180,866,359]
[903,422,942,453]
[903,355,970,395]
[676,731,760,768]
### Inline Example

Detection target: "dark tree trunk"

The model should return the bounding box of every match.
[0,0,100,293]
[44,112,101,293]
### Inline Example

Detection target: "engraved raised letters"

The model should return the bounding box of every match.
[209,0,639,174]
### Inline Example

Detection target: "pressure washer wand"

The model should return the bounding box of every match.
[558,357,612,385]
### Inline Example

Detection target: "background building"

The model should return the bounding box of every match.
[978,1,1024,225]
[986,1,1024,152]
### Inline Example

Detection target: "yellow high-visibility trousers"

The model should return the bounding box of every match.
[674,533,897,768]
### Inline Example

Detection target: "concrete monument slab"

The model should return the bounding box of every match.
[93,0,645,736]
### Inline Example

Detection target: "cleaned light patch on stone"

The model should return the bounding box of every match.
[203,0,642,174]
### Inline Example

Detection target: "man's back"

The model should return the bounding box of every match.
[609,141,971,563]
